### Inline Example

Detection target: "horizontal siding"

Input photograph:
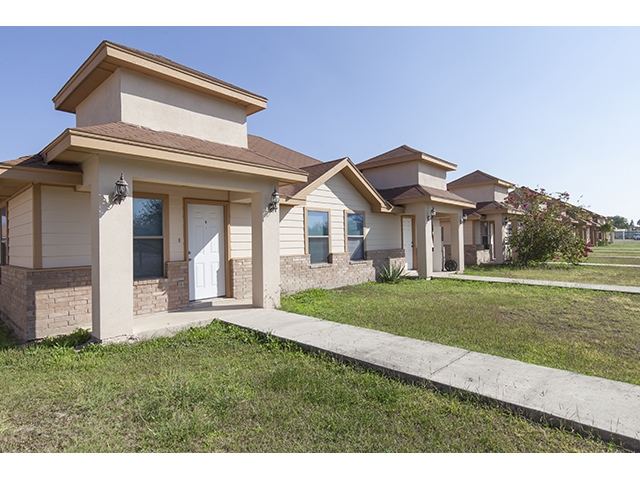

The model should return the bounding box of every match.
[8,188,33,268]
[279,205,305,256]
[41,186,91,268]
[306,174,400,254]
[229,203,251,259]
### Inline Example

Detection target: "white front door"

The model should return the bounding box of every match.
[402,217,414,270]
[188,203,225,300]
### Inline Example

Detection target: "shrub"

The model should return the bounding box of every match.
[504,188,590,266]
[378,263,406,283]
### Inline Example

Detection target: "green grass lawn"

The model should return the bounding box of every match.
[281,279,640,386]
[0,319,622,452]
[464,240,640,282]
[463,263,640,287]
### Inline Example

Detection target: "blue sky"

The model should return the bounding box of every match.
[1,26,639,222]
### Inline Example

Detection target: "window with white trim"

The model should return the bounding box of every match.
[307,210,329,264]
[133,197,164,278]
[347,212,364,260]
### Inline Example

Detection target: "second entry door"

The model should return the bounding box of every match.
[188,203,225,300]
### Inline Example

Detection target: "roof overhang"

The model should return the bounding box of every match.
[359,151,457,172]
[53,41,268,116]
[41,129,307,185]
[0,161,83,203]
[283,158,396,213]
[392,195,475,209]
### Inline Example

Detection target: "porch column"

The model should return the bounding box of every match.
[85,156,133,341]
[451,213,465,273]
[413,203,434,279]
[251,187,280,308]
[495,216,506,264]
[432,218,443,272]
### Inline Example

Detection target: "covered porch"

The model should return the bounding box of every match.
[40,124,307,343]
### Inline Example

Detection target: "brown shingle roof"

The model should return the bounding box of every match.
[448,170,514,188]
[279,159,344,198]
[72,122,306,175]
[358,145,457,171]
[248,135,322,170]
[1,154,81,172]
[376,184,475,207]
[105,41,267,103]
[463,200,507,216]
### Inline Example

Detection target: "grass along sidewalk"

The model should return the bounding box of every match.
[463,263,640,287]
[0,321,620,452]
[280,279,640,386]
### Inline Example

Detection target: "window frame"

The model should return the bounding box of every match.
[345,210,366,261]
[305,208,331,264]
[133,193,168,279]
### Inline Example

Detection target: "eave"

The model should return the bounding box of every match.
[0,162,83,203]
[285,158,395,213]
[53,41,268,116]
[41,129,307,185]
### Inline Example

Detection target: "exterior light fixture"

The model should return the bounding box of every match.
[267,188,280,213]
[460,214,468,224]
[110,173,129,205]
[428,207,436,220]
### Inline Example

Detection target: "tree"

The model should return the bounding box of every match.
[631,219,635,229]
[504,187,590,266]
[610,215,629,229]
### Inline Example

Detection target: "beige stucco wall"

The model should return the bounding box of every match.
[41,186,91,268]
[76,68,249,147]
[360,162,419,190]
[7,187,33,268]
[417,162,447,190]
[76,71,122,128]
[449,184,510,203]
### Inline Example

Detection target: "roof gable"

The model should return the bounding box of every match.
[280,158,395,213]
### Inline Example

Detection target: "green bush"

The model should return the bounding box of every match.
[378,263,406,283]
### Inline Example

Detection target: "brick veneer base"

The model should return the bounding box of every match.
[0,261,189,342]
[231,249,405,299]
[133,261,190,316]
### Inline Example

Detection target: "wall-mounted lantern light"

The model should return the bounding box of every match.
[267,188,280,213]
[427,207,436,220]
[503,217,510,226]
[110,173,129,205]
[460,214,468,224]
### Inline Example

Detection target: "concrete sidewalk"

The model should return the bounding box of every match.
[215,307,640,451]
[431,271,640,294]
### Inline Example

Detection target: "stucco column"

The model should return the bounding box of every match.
[495,216,506,264]
[84,156,134,341]
[451,213,465,273]
[432,218,443,272]
[411,203,433,279]
[251,187,280,308]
